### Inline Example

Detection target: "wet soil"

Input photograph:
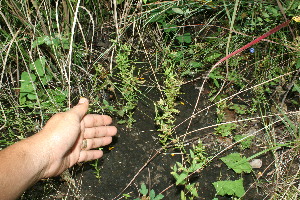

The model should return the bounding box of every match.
[22,76,291,200]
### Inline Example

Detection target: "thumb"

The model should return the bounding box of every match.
[68,97,89,119]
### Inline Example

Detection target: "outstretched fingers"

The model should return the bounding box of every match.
[78,150,104,162]
[81,137,113,151]
[78,137,113,162]
[83,126,117,139]
[77,113,117,163]
[83,114,112,128]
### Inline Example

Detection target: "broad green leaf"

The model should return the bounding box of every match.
[27,93,36,100]
[181,190,186,200]
[40,74,52,85]
[154,193,164,200]
[292,83,300,93]
[172,7,184,15]
[140,183,148,196]
[149,189,156,199]
[20,71,36,82]
[48,89,67,103]
[20,72,36,93]
[30,57,46,77]
[176,172,188,185]
[176,33,191,43]
[19,96,27,105]
[234,135,254,149]
[220,153,252,173]
[212,178,245,197]
[32,36,51,48]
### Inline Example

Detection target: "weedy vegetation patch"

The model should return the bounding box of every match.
[1,0,299,199]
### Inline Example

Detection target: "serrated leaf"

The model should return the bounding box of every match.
[140,183,148,196]
[212,178,245,197]
[220,153,252,173]
[149,189,156,199]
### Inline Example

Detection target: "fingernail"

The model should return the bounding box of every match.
[79,97,86,104]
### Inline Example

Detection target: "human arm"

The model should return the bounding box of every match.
[0,98,117,199]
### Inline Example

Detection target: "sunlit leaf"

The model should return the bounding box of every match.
[220,153,252,173]
[213,178,245,197]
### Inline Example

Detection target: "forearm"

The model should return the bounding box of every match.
[0,134,47,200]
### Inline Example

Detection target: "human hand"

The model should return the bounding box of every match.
[36,98,117,178]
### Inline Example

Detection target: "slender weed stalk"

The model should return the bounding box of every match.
[115,43,144,128]
[155,49,182,145]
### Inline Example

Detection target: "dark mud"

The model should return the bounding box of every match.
[21,77,286,200]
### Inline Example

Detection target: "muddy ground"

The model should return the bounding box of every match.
[21,75,291,200]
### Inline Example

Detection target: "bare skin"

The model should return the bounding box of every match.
[0,98,117,200]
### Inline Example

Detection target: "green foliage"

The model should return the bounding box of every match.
[171,140,207,199]
[19,57,67,112]
[134,183,164,200]
[90,159,101,181]
[155,49,182,145]
[228,103,249,115]
[213,178,245,198]
[176,33,192,44]
[32,35,71,50]
[115,43,144,128]
[215,123,237,137]
[220,153,252,174]
[234,134,254,149]
[1,0,300,199]
[0,103,38,148]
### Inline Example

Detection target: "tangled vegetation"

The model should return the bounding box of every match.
[1,0,299,199]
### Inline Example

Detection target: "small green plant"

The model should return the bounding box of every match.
[134,183,164,200]
[171,140,208,199]
[215,123,237,137]
[115,43,144,128]
[213,178,245,198]
[212,152,253,198]
[234,134,254,150]
[155,50,182,145]
[90,159,101,181]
